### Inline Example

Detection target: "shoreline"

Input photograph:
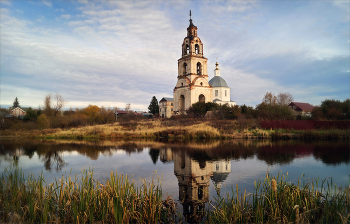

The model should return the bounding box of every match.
[1,119,349,140]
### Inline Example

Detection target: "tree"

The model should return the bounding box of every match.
[277,92,293,106]
[262,92,293,106]
[148,96,159,115]
[125,103,131,113]
[13,97,20,108]
[262,92,277,105]
[23,107,38,122]
[37,114,50,129]
[44,93,65,117]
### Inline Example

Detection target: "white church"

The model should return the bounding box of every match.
[159,13,235,118]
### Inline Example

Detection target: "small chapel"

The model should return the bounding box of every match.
[159,12,235,118]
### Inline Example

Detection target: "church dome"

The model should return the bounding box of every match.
[209,76,228,87]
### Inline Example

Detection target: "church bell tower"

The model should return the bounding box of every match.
[173,11,213,114]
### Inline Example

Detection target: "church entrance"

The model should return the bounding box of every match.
[180,95,185,113]
[199,94,205,103]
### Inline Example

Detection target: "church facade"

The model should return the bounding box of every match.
[160,14,235,118]
[173,15,212,114]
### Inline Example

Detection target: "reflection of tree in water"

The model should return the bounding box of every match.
[313,141,350,166]
[148,148,160,164]
[42,151,67,172]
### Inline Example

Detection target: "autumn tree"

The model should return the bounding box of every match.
[262,92,277,105]
[148,96,159,115]
[13,97,20,108]
[277,92,294,106]
[37,114,50,129]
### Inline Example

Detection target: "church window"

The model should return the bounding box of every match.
[183,63,187,75]
[171,108,173,111]
[165,108,166,112]
[186,45,190,54]
[226,164,228,170]
[216,164,219,171]
[181,83,183,86]
[197,62,202,75]
[200,82,203,86]
[225,90,227,97]
[215,90,218,97]
[195,44,199,54]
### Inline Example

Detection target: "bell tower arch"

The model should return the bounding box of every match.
[174,11,213,114]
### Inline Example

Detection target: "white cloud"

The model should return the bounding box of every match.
[42,0,52,7]
[61,14,71,20]
[0,0,11,6]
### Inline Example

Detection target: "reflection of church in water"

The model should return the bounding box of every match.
[160,148,231,222]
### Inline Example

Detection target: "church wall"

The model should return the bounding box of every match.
[190,88,213,105]
[213,87,230,102]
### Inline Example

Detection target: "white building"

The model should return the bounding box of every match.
[209,62,236,106]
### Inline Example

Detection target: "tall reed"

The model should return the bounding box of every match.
[208,172,350,223]
[0,167,177,223]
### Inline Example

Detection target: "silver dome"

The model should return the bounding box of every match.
[209,76,228,87]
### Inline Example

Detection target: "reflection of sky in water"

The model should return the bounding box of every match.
[0,139,349,207]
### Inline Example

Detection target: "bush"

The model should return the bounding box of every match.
[37,114,50,129]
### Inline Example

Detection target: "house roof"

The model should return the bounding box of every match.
[289,102,314,112]
[160,97,174,102]
[11,107,27,113]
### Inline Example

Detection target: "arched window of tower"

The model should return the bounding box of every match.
[197,62,202,75]
[183,63,187,75]
[195,44,199,54]
[200,82,203,86]
[186,45,190,54]
[199,94,205,103]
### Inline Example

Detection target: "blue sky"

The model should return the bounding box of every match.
[1,0,349,111]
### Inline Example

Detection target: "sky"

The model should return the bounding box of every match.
[1,0,349,111]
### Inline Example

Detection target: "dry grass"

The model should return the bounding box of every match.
[0,167,177,224]
[1,118,348,140]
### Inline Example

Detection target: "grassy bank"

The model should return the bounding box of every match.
[1,168,349,223]
[208,173,350,223]
[1,118,349,140]
[0,168,177,224]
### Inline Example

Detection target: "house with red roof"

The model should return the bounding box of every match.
[288,102,314,117]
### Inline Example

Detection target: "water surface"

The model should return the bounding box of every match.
[0,139,349,222]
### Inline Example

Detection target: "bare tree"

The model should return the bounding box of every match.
[262,92,277,105]
[44,93,65,117]
[277,92,293,106]
[44,94,52,116]
[125,103,131,113]
[53,93,65,116]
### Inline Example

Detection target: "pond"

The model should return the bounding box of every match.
[0,138,349,222]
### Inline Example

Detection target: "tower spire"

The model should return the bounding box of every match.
[189,10,194,27]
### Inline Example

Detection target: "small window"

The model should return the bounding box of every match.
[200,82,203,86]
[216,164,219,171]
[225,90,227,97]
[181,83,183,86]
[215,90,218,97]
[165,108,166,112]
[171,108,173,111]
[171,103,173,106]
